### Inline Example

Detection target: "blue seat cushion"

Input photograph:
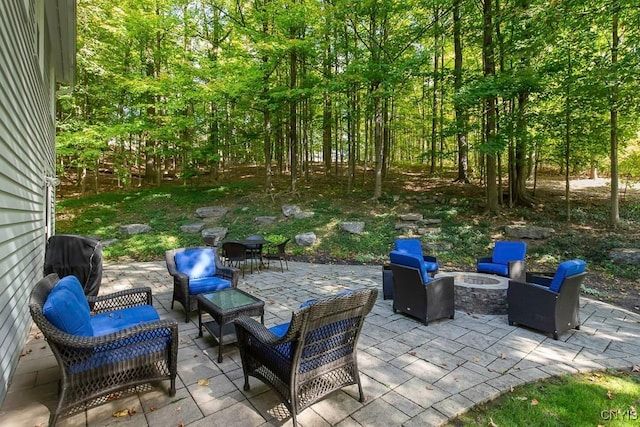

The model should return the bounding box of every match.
[69,330,172,374]
[549,259,586,292]
[269,322,290,338]
[492,241,527,264]
[188,277,231,294]
[390,250,429,284]
[90,305,160,336]
[43,286,93,336]
[477,262,509,277]
[175,248,216,279]
[394,239,423,257]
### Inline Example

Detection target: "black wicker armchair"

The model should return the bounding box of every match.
[508,259,587,340]
[389,251,455,325]
[29,273,178,426]
[166,246,240,322]
[477,240,527,282]
[234,288,377,427]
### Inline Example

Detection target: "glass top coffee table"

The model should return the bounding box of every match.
[196,288,265,362]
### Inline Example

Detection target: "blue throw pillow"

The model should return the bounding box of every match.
[549,259,586,292]
[492,241,527,265]
[43,288,93,336]
[175,248,216,279]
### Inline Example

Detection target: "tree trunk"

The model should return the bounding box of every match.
[610,3,619,228]
[483,0,499,213]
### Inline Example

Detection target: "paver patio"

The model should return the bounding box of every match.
[1,261,639,426]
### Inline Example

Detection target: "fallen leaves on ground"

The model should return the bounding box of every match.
[197,378,210,386]
[607,390,615,400]
[489,417,498,427]
[112,407,136,418]
[632,365,640,372]
[531,398,539,406]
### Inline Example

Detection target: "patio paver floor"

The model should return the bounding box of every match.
[2,261,639,426]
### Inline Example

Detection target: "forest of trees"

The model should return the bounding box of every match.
[57,0,640,225]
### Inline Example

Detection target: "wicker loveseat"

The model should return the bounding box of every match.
[29,273,178,425]
[234,288,377,427]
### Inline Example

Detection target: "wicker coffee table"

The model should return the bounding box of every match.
[196,288,265,362]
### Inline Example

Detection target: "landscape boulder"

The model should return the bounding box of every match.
[255,216,277,226]
[282,205,302,217]
[194,206,229,220]
[201,227,228,244]
[295,232,317,247]
[400,213,423,221]
[609,248,640,265]
[294,211,315,219]
[504,225,555,239]
[340,221,365,234]
[119,224,151,235]
[101,238,119,248]
[180,222,206,233]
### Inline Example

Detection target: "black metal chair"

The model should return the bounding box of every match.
[166,247,240,322]
[264,238,291,272]
[29,273,178,426]
[221,241,249,277]
[234,288,377,427]
[389,251,455,325]
[508,259,587,340]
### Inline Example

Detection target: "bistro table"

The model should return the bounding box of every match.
[223,236,270,273]
[196,288,265,362]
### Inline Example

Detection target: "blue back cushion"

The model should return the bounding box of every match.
[390,250,429,284]
[549,259,586,292]
[43,287,93,336]
[492,241,527,265]
[175,248,216,279]
[394,239,423,257]
[54,275,90,313]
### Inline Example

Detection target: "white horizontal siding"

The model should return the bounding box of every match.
[0,0,57,405]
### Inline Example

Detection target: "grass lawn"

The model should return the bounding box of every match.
[447,369,640,427]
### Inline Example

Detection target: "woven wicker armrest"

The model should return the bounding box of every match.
[216,265,240,287]
[89,287,153,313]
[235,316,292,346]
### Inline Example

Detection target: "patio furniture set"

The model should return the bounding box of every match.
[29,234,586,426]
[31,235,375,426]
[386,238,587,340]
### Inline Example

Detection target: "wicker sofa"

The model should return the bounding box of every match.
[29,273,178,425]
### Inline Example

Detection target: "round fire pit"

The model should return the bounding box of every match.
[435,272,509,315]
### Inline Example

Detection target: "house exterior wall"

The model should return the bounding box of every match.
[0,0,64,404]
